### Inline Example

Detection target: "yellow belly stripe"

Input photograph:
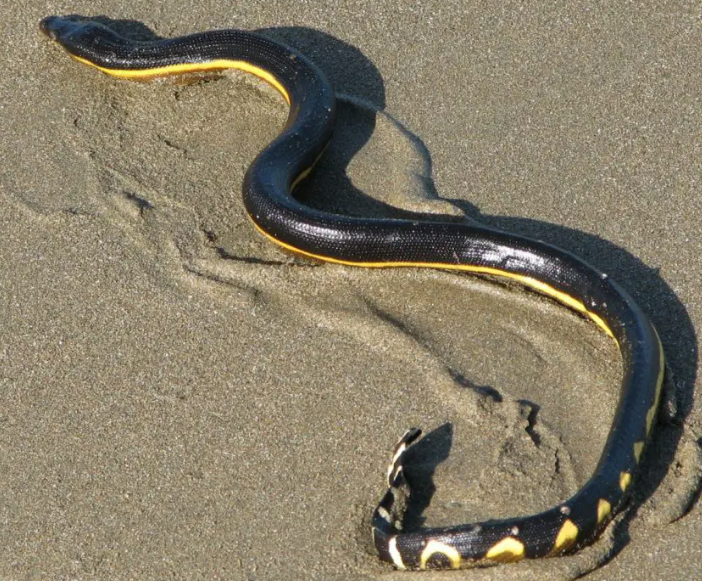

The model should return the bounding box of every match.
[250,220,616,339]
[646,405,656,435]
[646,332,666,435]
[69,55,291,104]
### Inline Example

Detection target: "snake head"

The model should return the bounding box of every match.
[40,16,136,69]
[39,15,94,42]
[39,15,127,50]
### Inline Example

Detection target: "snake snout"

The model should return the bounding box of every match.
[39,15,89,41]
[39,16,59,39]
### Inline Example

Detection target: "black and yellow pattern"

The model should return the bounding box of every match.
[41,15,665,570]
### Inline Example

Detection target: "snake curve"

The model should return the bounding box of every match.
[40,15,665,571]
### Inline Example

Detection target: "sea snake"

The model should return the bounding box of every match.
[40,15,665,570]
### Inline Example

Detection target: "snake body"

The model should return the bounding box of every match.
[41,15,664,570]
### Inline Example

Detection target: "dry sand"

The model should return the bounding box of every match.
[1,2,701,580]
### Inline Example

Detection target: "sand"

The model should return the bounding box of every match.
[1,2,701,580]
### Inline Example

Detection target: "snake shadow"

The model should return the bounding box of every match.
[265,26,699,555]
[402,423,454,530]
[49,16,698,560]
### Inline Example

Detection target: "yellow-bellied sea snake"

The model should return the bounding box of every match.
[40,15,665,570]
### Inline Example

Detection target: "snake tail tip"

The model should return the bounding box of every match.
[405,427,422,443]
[385,428,421,487]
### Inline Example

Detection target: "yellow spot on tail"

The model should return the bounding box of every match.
[597,499,611,525]
[634,441,644,463]
[548,519,579,555]
[69,55,291,104]
[419,540,461,570]
[620,471,631,492]
[485,537,525,563]
[250,220,616,339]
[388,537,406,570]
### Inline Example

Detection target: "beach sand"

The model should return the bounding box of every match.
[1,2,700,580]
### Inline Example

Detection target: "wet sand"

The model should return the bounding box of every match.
[1,2,701,580]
